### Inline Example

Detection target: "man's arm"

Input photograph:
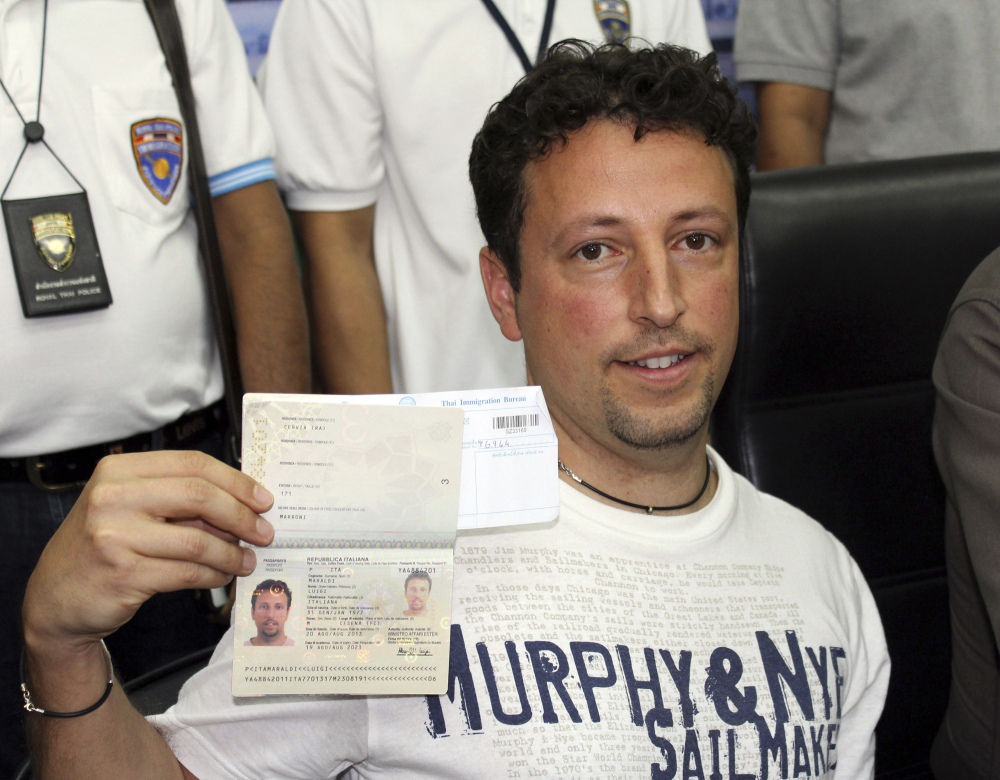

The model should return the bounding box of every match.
[754,82,832,171]
[21,452,275,780]
[214,180,311,393]
[292,207,394,395]
[826,563,891,779]
[933,285,1000,645]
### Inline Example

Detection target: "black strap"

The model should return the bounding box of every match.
[0,0,47,131]
[480,0,557,73]
[0,0,88,201]
[142,0,243,464]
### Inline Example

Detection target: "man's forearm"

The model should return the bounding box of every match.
[21,452,274,780]
[755,82,831,171]
[292,207,394,395]
[214,180,311,394]
[23,637,186,780]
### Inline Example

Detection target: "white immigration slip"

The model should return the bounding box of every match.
[232,388,558,697]
[243,386,560,529]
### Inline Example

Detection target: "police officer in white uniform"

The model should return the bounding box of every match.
[259,0,711,396]
[0,0,309,772]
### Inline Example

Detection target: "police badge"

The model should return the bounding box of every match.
[3,192,112,317]
[593,0,631,44]
[132,118,183,203]
[30,212,76,271]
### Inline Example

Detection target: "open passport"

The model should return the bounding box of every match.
[232,387,558,696]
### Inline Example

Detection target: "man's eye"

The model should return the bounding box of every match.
[683,233,711,250]
[577,243,610,261]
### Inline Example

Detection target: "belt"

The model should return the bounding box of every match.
[0,401,226,492]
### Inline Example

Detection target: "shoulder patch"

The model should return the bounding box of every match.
[593,0,631,44]
[131,118,183,203]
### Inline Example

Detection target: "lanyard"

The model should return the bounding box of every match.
[480,0,557,74]
[0,0,85,199]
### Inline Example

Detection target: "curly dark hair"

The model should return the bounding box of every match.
[469,40,757,291]
[251,579,292,611]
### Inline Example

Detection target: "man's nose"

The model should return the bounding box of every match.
[628,245,685,328]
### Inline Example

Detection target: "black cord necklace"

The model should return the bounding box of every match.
[479,0,557,73]
[0,0,84,198]
[558,455,713,514]
[0,0,48,140]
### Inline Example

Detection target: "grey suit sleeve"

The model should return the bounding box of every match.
[933,261,1000,646]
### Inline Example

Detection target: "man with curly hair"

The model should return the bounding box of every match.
[21,41,889,779]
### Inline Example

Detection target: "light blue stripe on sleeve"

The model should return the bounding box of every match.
[208,158,276,197]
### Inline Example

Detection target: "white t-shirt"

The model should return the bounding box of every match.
[153,450,889,779]
[0,0,276,456]
[258,0,711,394]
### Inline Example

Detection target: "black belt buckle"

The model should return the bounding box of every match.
[26,457,90,493]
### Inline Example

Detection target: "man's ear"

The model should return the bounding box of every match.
[480,247,523,342]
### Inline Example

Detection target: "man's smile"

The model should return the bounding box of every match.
[625,353,689,369]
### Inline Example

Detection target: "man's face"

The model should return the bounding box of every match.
[405,578,430,614]
[483,120,739,459]
[252,589,290,639]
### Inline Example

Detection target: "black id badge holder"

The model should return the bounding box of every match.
[2,120,112,317]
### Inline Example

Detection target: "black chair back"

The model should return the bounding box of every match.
[712,151,1000,779]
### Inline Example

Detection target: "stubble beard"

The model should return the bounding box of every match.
[599,328,716,451]
[601,374,714,450]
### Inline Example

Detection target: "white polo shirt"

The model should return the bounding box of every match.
[0,0,276,456]
[259,0,711,395]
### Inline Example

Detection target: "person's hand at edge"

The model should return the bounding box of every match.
[21,451,274,780]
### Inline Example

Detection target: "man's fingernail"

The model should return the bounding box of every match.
[256,517,274,540]
[253,485,273,506]
[242,548,257,573]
